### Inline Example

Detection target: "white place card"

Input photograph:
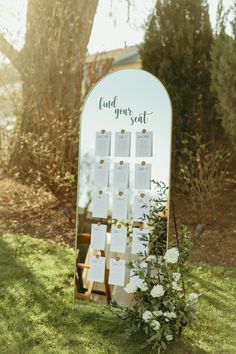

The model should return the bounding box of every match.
[134,162,152,190]
[94,160,109,187]
[133,193,150,221]
[108,258,126,286]
[91,223,107,250]
[114,131,131,157]
[136,131,153,157]
[92,191,108,219]
[110,224,127,253]
[131,228,149,255]
[112,191,128,220]
[95,131,111,156]
[113,162,130,189]
[88,256,106,283]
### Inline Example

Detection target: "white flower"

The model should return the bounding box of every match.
[188,293,198,303]
[172,281,177,289]
[124,282,137,294]
[172,281,182,291]
[166,335,173,341]
[164,247,179,264]
[140,282,148,292]
[163,311,172,319]
[147,255,156,262]
[140,261,148,270]
[158,256,164,264]
[150,320,161,331]
[142,310,153,322]
[173,272,181,282]
[164,311,176,319]
[151,284,165,298]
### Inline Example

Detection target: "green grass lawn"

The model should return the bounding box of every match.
[0,234,235,354]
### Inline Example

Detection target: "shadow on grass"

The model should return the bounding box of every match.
[168,339,208,354]
[190,269,236,314]
[0,236,76,351]
[0,235,146,354]
[1,235,232,354]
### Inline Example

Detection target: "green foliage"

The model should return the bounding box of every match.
[140,0,216,169]
[0,234,236,353]
[147,181,169,253]
[122,183,198,352]
[211,2,236,148]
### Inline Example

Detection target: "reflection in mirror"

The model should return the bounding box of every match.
[74,69,172,304]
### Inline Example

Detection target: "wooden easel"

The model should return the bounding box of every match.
[75,233,111,302]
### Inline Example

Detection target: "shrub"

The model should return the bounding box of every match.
[122,182,198,352]
[179,134,231,223]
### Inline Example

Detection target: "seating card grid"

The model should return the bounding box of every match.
[89,129,153,286]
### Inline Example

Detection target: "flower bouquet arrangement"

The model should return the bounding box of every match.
[123,181,199,352]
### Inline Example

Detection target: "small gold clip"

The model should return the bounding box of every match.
[140,193,145,198]
[101,129,105,134]
[142,129,147,134]
[121,129,125,134]
[96,253,100,259]
[116,256,120,262]
[139,223,144,230]
[100,159,104,164]
[117,224,122,229]
[99,190,103,195]
[141,161,146,166]
[118,191,123,196]
[119,160,124,165]
[97,222,101,226]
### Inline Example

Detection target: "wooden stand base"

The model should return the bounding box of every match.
[75,234,111,303]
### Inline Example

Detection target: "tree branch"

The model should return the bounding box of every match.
[0,34,21,72]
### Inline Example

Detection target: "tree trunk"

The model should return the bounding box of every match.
[0,0,99,202]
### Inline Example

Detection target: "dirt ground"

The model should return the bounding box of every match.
[169,177,236,267]
[0,178,75,247]
[0,176,235,267]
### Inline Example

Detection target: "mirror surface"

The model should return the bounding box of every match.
[78,69,172,222]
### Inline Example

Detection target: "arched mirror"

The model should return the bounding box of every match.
[74,69,172,305]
